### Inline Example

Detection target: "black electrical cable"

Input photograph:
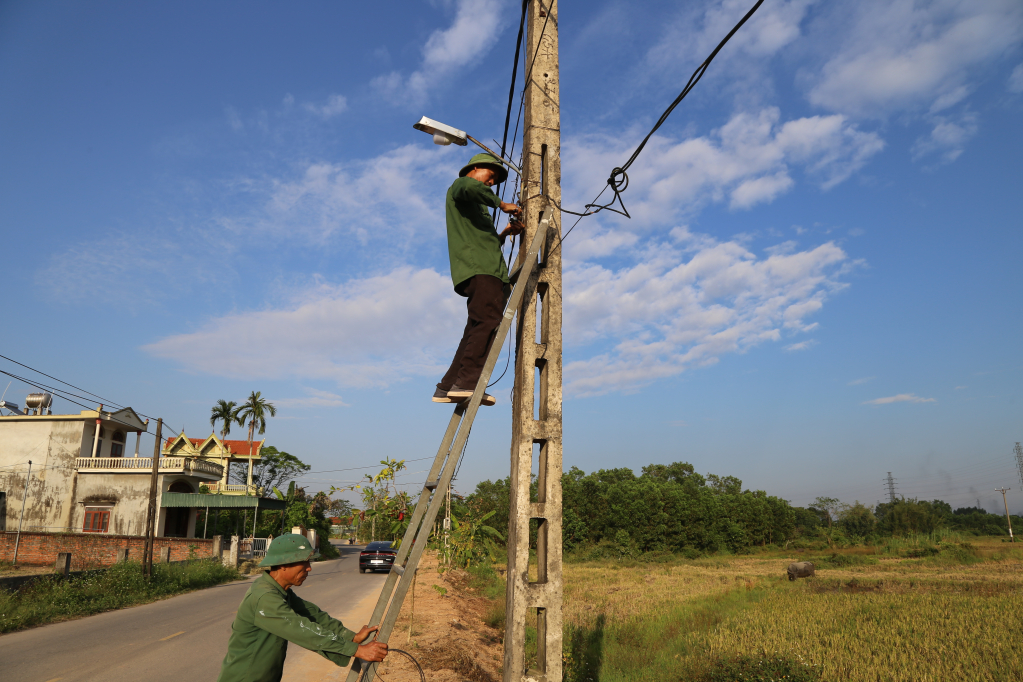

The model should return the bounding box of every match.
[588,0,764,218]
[501,0,528,160]
[374,648,426,682]
[0,368,157,434]
[548,0,765,255]
[0,352,158,421]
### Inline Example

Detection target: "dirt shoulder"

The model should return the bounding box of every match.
[376,552,504,682]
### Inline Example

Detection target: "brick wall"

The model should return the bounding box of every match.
[0,531,216,570]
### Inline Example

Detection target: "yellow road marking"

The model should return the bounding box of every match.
[159,630,186,641]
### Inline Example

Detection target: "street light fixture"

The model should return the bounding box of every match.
[413,116,468,147]
[413,116,521,178]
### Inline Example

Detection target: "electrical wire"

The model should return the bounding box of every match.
[0,368,159,434]
[0,352,158,422]
[547,0,765,256]
[500,0,528,162]
[300,456,435,476]
[375,648,426,682]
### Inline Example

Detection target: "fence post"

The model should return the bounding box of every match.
[159,546,171,563]
[12,460,32,567]
[116,548,129,563]
[55,552,71,577]
[227,535,239,568]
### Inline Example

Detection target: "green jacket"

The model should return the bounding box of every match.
[217,572,359,682]
[445,176,509,291]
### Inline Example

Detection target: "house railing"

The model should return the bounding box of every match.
[76,457,225,477]
[203,482,262,495]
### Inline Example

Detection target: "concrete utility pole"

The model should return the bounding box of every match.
[505,1,563,680]
[995,487,1014,542]
[144,418,163,576]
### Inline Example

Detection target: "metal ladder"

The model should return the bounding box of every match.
[346,215,551,682]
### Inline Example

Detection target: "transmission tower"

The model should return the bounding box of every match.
[884,472,898,503]
[1014,442,1023,487]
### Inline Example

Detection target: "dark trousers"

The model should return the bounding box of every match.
[440,275,508,390]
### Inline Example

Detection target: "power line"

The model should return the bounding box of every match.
[500,0,528,162]
[0,353,147,417]
[548,0,765,256]
[0,353,161,425]
[299,456,435,476]
[0,368,158,434]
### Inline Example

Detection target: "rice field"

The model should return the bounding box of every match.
[560,538,1023,681]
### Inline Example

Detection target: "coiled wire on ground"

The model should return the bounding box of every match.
[373,648,426,682]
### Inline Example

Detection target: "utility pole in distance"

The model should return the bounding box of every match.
[995,487,1014,542]
[505,1,563,680]
[143,418,163,576]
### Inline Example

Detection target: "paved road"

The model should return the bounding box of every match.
[0,543,385,682]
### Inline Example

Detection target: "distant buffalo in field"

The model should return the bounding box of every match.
[787,562,815,580]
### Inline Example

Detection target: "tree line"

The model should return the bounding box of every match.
[466,461,1022,554]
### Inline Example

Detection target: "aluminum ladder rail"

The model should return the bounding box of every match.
[347,215,552,682]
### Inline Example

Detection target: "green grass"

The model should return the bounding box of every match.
[0,559,241,633]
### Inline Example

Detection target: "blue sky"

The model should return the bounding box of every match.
[2,0,1021,513]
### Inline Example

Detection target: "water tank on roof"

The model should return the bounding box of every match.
[26,392,53,415]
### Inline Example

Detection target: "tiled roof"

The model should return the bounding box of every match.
[163,436,263,457]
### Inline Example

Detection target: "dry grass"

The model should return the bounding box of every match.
[559,538,1023,681]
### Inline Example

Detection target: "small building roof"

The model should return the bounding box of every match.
[162,432,264,460]
[161,492,285,509]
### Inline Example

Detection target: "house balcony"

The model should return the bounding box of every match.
[76,456,225,480]
[201,482,263,496]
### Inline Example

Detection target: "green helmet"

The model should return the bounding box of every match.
[259,533,318,567]
[459,153,508,184]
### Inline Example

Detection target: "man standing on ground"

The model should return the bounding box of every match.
[218,534,387,682]
[433,152,522,406]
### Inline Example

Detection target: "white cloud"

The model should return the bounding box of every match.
[848,376,875,385]
[563,230,852,396]
[911,111,978,164]
[1010,64,1023,92]
[564,108,883,223]
[808,0,1023,117]
[224,143,458,245]
[275,388,349,409]
[144,267,463,388]
[693,0,817,58]
[303,94,348,119]
[862,393,937,405]
[785,339,817,351]
[37,229,228,303]
[373,0,503,105]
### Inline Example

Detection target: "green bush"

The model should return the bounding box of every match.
[0,559,240,633]
[703,654,822,682]
[808,553,878,568]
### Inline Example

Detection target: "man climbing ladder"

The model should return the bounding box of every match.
[433,152,522,407]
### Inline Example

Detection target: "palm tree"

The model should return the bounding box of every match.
[209,399,242,489]
[210,399,241,439]
[236,391,277,491]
